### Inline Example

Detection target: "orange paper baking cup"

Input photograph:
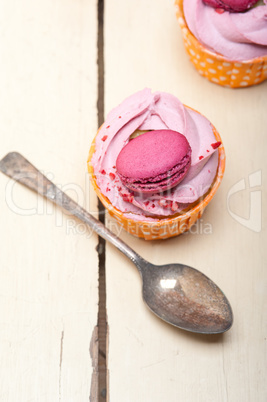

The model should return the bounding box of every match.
[87,116,225,240]
[175,0,267,88]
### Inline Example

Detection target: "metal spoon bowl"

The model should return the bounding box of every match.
[0,152,233,334]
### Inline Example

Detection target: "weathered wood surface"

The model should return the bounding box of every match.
[104,1,267,401]
[0,0,267,401]
[0,1,99,401]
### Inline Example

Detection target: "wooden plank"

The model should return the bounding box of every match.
[0,1,99,401]
[104,0,267,401]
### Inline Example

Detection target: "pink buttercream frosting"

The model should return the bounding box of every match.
[184,0,267,61]
[91,89,220,222]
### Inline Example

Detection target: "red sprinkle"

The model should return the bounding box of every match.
[112,165,116,169]
[208,170,211,173]
[122,194,133,203]
[106,188,110,192]
[211,141,221,150]
[199,156,204,160]
[152,204,155,208]
[109,173,115,181]
[100,169,106,175]
[106,125,110,129]
[101,135,108,141]
[144,201,150,206]
[206,149,210,153]
[118,116,122,119]
[215,8,224,14]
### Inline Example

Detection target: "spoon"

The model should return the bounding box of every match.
[0,152,233,334]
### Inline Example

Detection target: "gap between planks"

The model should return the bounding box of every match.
[97,0,108,401]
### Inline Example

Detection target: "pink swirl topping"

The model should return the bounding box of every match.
[91,89,220,222]
[184,0,267,61]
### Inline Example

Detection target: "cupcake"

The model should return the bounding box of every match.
[87,89,225,240]
[175,0,267,88]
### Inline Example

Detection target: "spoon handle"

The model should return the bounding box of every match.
[0,152,143,266]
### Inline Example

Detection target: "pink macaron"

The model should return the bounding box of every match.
[116,130,192,194]
[202,0,258,12]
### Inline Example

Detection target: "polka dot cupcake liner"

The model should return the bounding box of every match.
[87,114,225,240]
[175,0,267,88]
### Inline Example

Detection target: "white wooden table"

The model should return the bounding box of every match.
[1,1,266,401]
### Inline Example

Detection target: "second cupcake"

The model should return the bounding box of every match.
[175,0,267,88]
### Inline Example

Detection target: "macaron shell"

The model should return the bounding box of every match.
[121,158,191,193]
[116,130,192,193]
[203,0,259,12]
[116,130,190,179]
